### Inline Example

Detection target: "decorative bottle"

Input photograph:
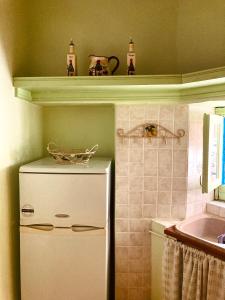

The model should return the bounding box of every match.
[67,39,76,76]
[127,38,136,75]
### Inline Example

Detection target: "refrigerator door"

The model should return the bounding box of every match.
[20,226,109,300]
[20,172,110,227]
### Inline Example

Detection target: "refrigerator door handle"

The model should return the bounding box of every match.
[71,225,104,232]
[21,224,54,231]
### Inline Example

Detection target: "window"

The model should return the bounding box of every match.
[202,113,224,193]
[215,107,225,200]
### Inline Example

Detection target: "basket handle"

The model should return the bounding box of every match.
[47,142,58,152]
[88,144,99,152]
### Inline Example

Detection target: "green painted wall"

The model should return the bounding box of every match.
[43,105,115,158]
[0,1,43,299]
[16,0,225,76]
[19,0,179,76]
[177,0,225,73]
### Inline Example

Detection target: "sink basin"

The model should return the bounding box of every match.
[176,213,225,245]
[165,213,225,260]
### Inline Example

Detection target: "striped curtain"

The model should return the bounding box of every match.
[162,238,225,300]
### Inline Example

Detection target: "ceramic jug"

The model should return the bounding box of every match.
[88,55,119,76]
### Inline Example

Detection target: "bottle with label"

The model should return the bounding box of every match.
[67,39,76,76]
[127,38,136,75]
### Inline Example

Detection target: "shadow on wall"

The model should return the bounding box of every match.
[0,0,27,77]
[0,1,15,77]
[0,166,21,300]
[0,2,42,300]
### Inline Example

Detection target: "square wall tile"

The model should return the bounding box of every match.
[128,247,144,259]
[144,177,157,191]
[116,120,130,131]
[128,273,144,288]
[158,149,172,177]
[142,204,157,218]
[129,259,144,273]
[116,190,129,204]
[130,219,148,232]
[143,233,151,247]
[145,105,159,120]
[172,191,187,204]
[116,162,129,176]
[159,105,174,120]
[173,150,188,177]
[128,288,144,300]
[116,273,129,289]
[158,191,172,204]
[116,288,128,300]
[129,191,143,204]
[129,233,145,246]
[116,233,130,247]
[157,204,171,218]
[143,257,151,272]
[130,137,144,148]
[116,219,129,232]
[174,105,188,125]
[143,191,158,204]
[116,246,129,260]
[129,205,142,218]
[158,177,172,191]
[143,272,151,288]
[144,149,158,176]
[129,177,144,192]
[172,177,187,191]
[130,105,146,120]
[116,148,129,162]
[129,148,143,163]
[116,136,129,149]
[116,105,130,121]
[116,176,129,191]
[171,204,186,219]
[129,163,144,177]
[116,205,129,218]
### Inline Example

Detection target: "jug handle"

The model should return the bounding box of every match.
[108,56,120,75]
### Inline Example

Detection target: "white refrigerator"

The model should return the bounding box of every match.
[19,157,111,300]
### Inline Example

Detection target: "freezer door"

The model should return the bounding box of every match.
[20,173,110,227]
[20,226,109,300]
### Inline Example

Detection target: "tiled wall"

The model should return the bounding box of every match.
[115,104,189,300]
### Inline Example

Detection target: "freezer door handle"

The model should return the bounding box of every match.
[55,214,70,218]
[21,224,54,231]
[71,225,104,232]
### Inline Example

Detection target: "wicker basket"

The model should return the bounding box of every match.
[47,142,98,164]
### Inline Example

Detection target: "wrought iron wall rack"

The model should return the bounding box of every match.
[117,123,185,144]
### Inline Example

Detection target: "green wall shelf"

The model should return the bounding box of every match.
[13,66,225,105]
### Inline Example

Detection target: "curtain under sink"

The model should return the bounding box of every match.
[162,238,225,300]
